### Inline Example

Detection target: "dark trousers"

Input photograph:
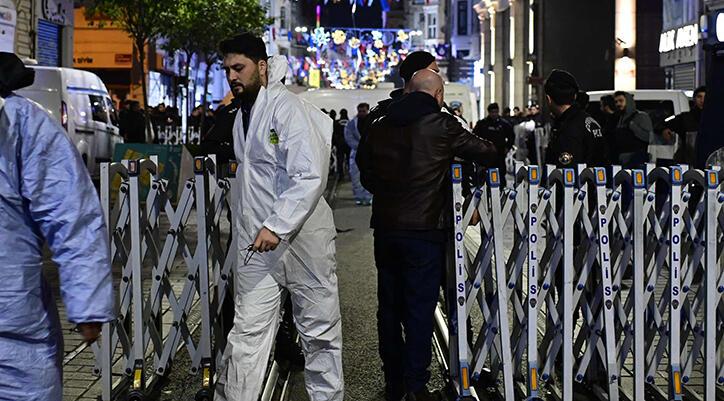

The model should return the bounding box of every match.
[375,232,445,394]
[337,146,350,179]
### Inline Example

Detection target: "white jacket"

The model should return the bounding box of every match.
[233,55,335,268]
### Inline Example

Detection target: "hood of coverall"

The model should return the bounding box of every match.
[266,55,289,94]
[0,52,35,97]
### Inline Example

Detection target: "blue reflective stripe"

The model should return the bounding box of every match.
[66,86,109,96]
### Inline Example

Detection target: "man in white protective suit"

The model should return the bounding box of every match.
[214,33,344,401]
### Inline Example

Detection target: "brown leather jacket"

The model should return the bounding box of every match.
[357,92,497,231]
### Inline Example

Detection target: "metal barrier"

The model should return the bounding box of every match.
[156,126,201,145]
[93,155,239,400]
[442,163,724,401]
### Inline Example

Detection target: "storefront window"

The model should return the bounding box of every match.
[663,0,698,31]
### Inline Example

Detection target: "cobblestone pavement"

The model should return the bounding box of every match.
[49,214,202,401]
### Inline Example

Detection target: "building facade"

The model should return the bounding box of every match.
[406,0,447,57]
[473,0,534,116]
[447,0,481,87]
[659,0,705,91]
[3,0,74,66]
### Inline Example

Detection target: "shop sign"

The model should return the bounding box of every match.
[659,23,698,53]
[42,0,72,25]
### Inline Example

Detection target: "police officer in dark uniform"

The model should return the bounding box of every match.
[473,102,515,184]
[544,69,608,168]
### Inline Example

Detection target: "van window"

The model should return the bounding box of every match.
[70,92,111,126]
[90,95,109,124]
[105,97,119,127]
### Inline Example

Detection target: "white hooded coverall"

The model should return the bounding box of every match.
[215,55,344,400]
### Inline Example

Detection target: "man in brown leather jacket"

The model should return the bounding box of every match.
[357,69,497,401]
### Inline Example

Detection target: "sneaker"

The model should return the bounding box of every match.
[405,389,442,401]
[355,200,363,206]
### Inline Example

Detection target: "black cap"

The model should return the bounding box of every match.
[0,52,35,96]
[544,69,579,93]
[399,51,436,82]
[219,33,268,60]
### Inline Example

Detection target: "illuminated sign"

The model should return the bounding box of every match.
[473,59,484,88]
[659,24,698,53]
[717,13,724,42]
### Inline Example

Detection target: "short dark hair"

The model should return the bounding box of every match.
[399,51,436,82]
[487,103,500,112]
[357,103,370,110]
[614,91,628,98]
[694,86,706,97]
[545,82,577,106]
[544,70,578,106]
[219,33,268,62]
[601,95,616,110]
[576,91,590,108]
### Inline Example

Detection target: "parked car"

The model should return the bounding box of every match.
[15,65,123,177]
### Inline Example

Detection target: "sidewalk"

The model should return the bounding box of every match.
[50,216,203,400]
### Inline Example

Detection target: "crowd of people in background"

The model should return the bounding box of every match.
[471,85,707,180]
[113,99,224,144]
[321,104,375,206]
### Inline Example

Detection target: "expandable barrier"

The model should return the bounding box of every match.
[92,156,238,401]
[442,163,724,401]
[155,126,201,145]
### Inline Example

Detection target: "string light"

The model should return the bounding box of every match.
[289,27,418,89]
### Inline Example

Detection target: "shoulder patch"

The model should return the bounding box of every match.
[584,116,603,138]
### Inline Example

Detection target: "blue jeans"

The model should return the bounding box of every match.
[349,149,372,202]
[374,232,445,394]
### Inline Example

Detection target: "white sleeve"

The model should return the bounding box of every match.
[262,95,332,239]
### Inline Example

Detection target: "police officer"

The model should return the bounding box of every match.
[473,102,515,183]
[544,69,608,168]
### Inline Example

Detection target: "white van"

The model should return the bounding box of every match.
[16,66,123,177]
[298,82,479,129]
[587,90,690,163]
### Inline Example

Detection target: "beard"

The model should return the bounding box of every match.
[232,69,263,104]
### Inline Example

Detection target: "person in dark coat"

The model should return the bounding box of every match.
[473,102,515,183]
[663,86,705,165]
[332,109,350,178]
[612,91,653,167]
[544,70,608,168]
[123,101,147,143]
[357,69,497,401]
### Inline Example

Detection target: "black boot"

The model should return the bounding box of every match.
[384,388,405,401]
